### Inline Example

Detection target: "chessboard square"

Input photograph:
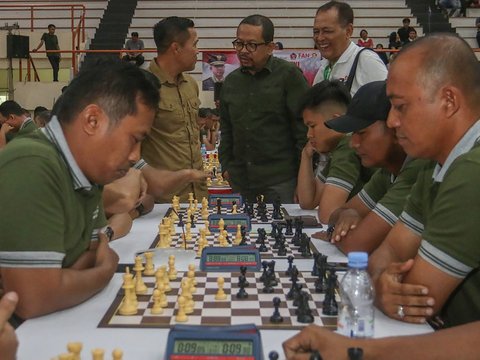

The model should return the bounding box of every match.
[200,317,232,326]
[231,308,260,317]
[174,316,202,325]
[141,316,172,325]
[232,316,262,326]
[204,289,231,297]
[230,300,259,309]
[201,308,232,317]
[257,293,281,302]
[259,300,287,309]
[202,298,231,306]
[258,307,288,317]
[109,315,142,325]
[261,316,293,327]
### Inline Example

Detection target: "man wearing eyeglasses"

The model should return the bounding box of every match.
[218,15,309,203]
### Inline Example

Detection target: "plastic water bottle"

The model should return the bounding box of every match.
[201,143,207,161]
[337,252,375,338]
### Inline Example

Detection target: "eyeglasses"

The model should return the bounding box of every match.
[232,40,268,52]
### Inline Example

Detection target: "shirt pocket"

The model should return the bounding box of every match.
[156,97,185,136]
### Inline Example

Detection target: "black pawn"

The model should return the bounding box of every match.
[269,297,283,323]
[258,235,268,252]
[190,213,196,228]
[239,266,249,287]
[268,351,279,360]
[236,276,249,299]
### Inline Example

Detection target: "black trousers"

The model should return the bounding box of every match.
[122,54,145,67]
[47,55,60,81]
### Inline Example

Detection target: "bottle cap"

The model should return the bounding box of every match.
[347,252,368,268]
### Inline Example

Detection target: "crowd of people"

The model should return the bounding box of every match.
[1,0,480,359]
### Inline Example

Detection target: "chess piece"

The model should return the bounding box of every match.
[296,291,314,323]
[188,192,194,207]
[204,220,211,236]
[215,277,227,300]
[187,264,197,287]
[310,350,323,360]
[270,297,284,323]
[239,266,249,287]
[112,349,124,360]
[66,342,82,360]
[143,252,155,276]
[268,351,279,360]
[236,275,249,299]
[181,278,194,314]
[168,255,177,280]
[185,222,192,240]
[91,348,104,360]
[59,353,74,360]
[175,296,188,322]
[232,203,237,214]
[157,282,168,307]
[348,347,364,360]
[235,224,242,245]
[151,289,164,314]
[285,255,294,276]
[216,198,222,214]
[133,256,148,294]
[218,218,225,232]
[119,267,138,315]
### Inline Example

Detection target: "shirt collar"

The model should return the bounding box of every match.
[41,115,92,190]
[330,41,356,66]
[240,55,274,74]
[390,155,413,183]
[433,119,480,182]
[19,117,33,130]
[148,58,186,85]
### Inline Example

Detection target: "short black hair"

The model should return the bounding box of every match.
[131,32,139,37]
[0,100,24,118]
[299,80,351,114]
[34,106,48,118]
[48,24,56,29]
[316,1,354,27]
[153,17,195,54]
[403,18,410,23]
[239,15,274,43]
[51,59,159,127]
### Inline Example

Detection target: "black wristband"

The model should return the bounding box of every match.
[102,226,114,242]
[136,203,145,216]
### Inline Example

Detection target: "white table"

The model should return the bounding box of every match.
[16,205,432,359]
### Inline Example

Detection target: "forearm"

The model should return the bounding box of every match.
[144,167,200,199]
[108,213,133,240]
[297,152,323,209]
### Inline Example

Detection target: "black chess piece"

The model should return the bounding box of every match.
[301,234,312,258]
[266,261,278,287]
[285,255,294,276]
[240,225,248,245]
[348,348,364,360]
[286,267,300,300]
[262,276,274,293]
[315,255,328,294]
[269,297,284,323]
[259,261,269,281]
[296,291,314,323]
[190,213,196,228]
[256,228,266,244]
[268,351,279,360]
[310,350,323,360]
[270,222,278,237]
[312,253,320,276]
[272,197,283,220]
[239,266,249,287]
[285,218,293,235]
[216,198,222,215]
[322,269,338,316]
[277,237,287,256]
[258,236,268,252]
[236,276,249,299]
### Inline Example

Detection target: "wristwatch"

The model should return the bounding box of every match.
[102,226,114,242]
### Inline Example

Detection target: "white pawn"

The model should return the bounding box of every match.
[215,277,227,300]
[157,282,168,307]
[143,252,155,276]
[133,256,147,294]
[66,342,82,360]
[232,204,237,214]
[175,296,188,322]
[119,267,137,315]
[160,265,172,292]
[187,264,197,287]
[235,224,242,245]
[168,255,177,280]
[151,289,164,314]
[91,348,104,360]
[112,349,123,360]
[218,218,225,232]
[204,220,212,236]
[185,222,192,240]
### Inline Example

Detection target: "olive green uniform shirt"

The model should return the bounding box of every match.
[400,120,480,327]
[6,118,37,143]
[358,157,428,226]
[142,58,207,202]
[219,56,308,192]
[317,135,375,200]
[0,116,106,269]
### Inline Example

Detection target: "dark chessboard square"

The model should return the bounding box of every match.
[201,317,232,325]
[202,301,231,308]
[262,316,292,326]
[259,301,287,308]
[232,309,260,316]
[141,316,172,325]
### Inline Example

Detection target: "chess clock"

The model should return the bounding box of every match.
[208,214,252,233]
[200,246,261,271]
[166,324,264,360]
[208,193,243,208]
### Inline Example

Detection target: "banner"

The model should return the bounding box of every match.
[273,50,322,86]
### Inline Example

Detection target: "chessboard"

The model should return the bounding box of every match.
[149,229,316,260]
[98,269,337,331]
[165,204,288,225]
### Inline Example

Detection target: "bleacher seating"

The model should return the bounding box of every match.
[449,7,480,48]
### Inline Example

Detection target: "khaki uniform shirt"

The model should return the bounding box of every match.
[142,58,208,202]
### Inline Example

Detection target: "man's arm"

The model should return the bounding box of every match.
[317,185,351,224]
[1,236,118,319]
[283,321,480,360]
[141,164,208,200]
[32,36,45,52]
[102,168,144,216]
[0,123,14,150]
[218,86,234,178]
[297,144,324,209]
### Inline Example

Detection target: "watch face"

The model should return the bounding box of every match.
[104,226,114,241]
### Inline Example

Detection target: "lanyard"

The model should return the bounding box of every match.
[323,64,332,80]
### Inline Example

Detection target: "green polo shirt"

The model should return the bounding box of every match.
[400,120,480,327]
[219,55,308,191]
[6,118,37,143]
[358,157,428,226]
[141,58,207,203]
[0,116,106,269]
[317,135,375,199]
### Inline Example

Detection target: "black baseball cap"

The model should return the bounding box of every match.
[325,81,391,133]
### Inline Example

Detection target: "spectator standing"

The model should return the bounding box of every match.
[476,17,480,47]
[312,1,387,96]
[219,14,309,203]
[141,17,208,202]
[357,29,374,48]
[122,32,145,67]
[32,24,60,82]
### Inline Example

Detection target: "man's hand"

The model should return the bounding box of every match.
[283,324,355,360]
[136,173,148,208]
[301,142,316,159]
[376,259,435,323]
[94,237,119,277]
[0,123,14,136]
[0,292,19,360]
[329,208,361,243]
[190,169,209,182]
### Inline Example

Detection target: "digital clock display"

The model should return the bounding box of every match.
[208,214,251,233]
[205,253,257,266]
[173,339,253,356]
